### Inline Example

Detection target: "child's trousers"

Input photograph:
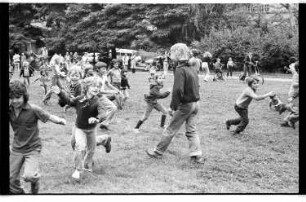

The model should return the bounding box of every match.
[10,149,41,194]
[227,105,249,133]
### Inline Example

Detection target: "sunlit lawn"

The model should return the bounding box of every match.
[10,70,298,193]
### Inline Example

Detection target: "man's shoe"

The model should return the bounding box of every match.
[225,121,231,130]
[190,156,206,164]
[133,128,140,134]
[30,181,39,194]
[72,169,80,181]
[105,136,112,153]
[146,149,162,159]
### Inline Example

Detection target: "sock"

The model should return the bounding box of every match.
[160,115,166,128]
[135,120,143,129]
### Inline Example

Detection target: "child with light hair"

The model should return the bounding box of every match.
[134,73,170,133]
[57,65,83,112]
[225,76,275,136]
[53,76,111,181]
[20,61,34,87]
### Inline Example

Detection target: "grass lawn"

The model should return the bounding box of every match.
[10,70,298,194]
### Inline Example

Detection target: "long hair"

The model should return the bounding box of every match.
[9,80,29,103]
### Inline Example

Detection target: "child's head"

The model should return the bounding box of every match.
[112,59,121,69]
[289,57,297,64]
[82,76,103,96]
[121,69,128,76]
[95,62,107,75]
[40,69,47,76]
[154,73,165,85]
[229,57,232,61]
[68,66,83,82]
[9,80,29,107]
[246,76,259,89]
[23,61,29,68]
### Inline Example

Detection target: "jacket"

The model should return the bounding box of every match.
[170,63,200,111]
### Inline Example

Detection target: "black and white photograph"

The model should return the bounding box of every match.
[1,1,302,196]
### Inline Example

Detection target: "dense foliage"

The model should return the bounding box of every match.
[9,3,298,72]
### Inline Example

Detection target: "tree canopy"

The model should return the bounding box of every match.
[9,3,299,72]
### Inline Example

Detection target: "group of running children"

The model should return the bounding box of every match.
[9,45,299,194]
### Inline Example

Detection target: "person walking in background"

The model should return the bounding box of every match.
[189,49,202,74]
[133,73,170,134]
[33,68,50,95]
[130,53,137,73]
[240,52,256,81]
[213,58,224,80]
[163,51,170,76]
[225,76,275,136]
[146,43,206,164]
[122,54,129,71]
[202,51,212,82]
[226,57,234,78]
[13,53,21,73]
[120,69,130,106]
[9,80,66,194]
[20,61,34,87]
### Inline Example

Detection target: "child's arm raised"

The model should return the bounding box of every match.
[247,88,275,101]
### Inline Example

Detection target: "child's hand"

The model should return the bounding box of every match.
[88,117,99,124]
[52,86,61,94]
[59,118,66,125]
[269,91,276,97]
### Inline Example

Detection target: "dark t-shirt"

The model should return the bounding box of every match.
[9,103,51,153]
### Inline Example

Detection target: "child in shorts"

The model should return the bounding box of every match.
[53,76,111,181]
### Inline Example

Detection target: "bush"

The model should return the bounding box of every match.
[191,26,298,73]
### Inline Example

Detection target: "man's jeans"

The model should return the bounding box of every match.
[74,126,97,171]
[227,105,249,133]
[10,149,41,194]
[154,102,202,157]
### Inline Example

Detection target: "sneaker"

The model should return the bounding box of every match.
[288,121,296,129]
[105,136,112,153]
[280,121,290,128]
[72,169,80,181]
[190,156,206,164]
[231,131,240,136]
[30,181,39,194]
[225,121,231,130]
[145,149,162,159]
[133,128,140,134]
[100,124,109,130]
[83,167,93,172]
